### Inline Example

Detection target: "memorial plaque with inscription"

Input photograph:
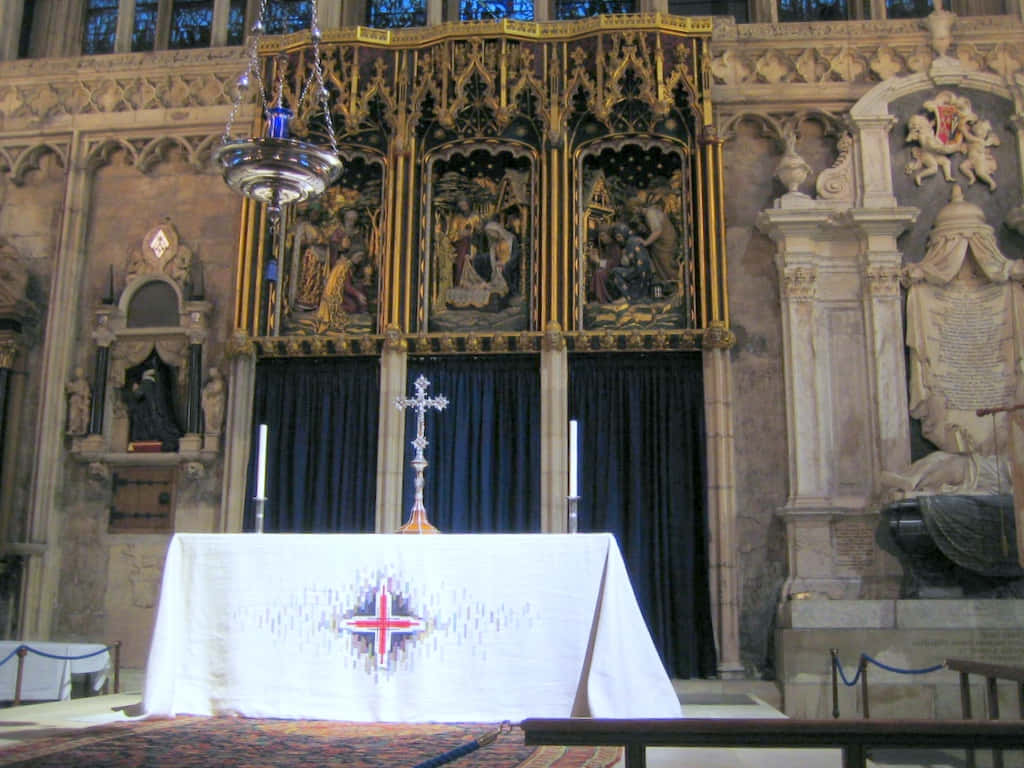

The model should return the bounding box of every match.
[110,467,175,533]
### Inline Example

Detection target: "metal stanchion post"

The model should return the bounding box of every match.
[567,496,578,534]
[831,649,840,719]
[14,647,26,706]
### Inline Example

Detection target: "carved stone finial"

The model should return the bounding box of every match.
[775,128,812,197]
[924,1,956,59]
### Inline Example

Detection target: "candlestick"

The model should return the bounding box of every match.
[568,419,578,498]
[256,423,268,499]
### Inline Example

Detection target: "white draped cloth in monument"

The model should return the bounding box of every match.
[143,533,681,722]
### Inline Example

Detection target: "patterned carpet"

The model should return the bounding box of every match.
[0,718,622,768]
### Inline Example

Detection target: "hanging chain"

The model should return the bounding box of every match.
[301,0,339,153]
[222,0,271,143]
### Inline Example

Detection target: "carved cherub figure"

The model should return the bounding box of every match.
[959,119,1000,192]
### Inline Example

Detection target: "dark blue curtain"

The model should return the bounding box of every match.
[401,356,541,532]
[247,357,379,532]
[569,353,716,679]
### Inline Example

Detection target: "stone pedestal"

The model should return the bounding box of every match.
[777,598,1024,719]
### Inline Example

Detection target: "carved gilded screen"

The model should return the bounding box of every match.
[234,17,723,347]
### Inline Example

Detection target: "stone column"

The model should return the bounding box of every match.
[21,134,93,639]
[0,339,21,543]
[220,334,256,532]
[114,0,137,54]
[186,343,203,434]
[0,1,24,61]
[849,210,917,478]
[702,324,743,678]
[541,324,569,533]
[88,345,110,436]
[211,0,232,46]
[376,328,408,533]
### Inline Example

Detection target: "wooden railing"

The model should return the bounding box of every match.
[521,718,1024,768]
[947,658,1024,768]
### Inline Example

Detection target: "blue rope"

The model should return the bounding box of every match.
[0,644,111,667]
[411,740,483,768]
[861,654,943,676]
[833,653,944,687]
[409,723,510,768]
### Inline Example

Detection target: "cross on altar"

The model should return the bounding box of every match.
[394,375,448,533]
[339,585,426,668]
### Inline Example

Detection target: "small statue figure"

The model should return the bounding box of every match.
[65,367,91,436]
[201,368,226,435]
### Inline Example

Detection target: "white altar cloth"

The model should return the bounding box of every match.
[143,533,681,722]
[0,642,110,701]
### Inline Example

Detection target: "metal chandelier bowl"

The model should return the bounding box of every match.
[212,137,343,210]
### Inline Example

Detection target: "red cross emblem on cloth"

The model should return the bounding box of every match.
[340,585,426,667]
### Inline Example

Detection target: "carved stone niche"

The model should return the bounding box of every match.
[71,221,216,482]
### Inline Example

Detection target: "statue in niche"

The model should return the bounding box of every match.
[881,187,1024,499]
[428,156,531,333]
[125,356,182,452]
[201,368,226,436]
[65,367,91,436]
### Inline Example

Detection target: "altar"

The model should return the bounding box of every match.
[143,533,681,722]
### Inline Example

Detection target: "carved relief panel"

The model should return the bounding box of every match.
[282,152,386,336]
[422,143,535,333]
[576,138,693,330]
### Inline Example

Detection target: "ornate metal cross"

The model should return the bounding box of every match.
[394,375,448,533]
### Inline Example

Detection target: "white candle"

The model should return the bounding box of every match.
[256,423,268,499]
[569,419,578,498]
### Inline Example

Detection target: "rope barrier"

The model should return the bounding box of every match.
[0,642,120,706]
[410,722,512,768]
[832,652,944,686]
[0,644,112,666]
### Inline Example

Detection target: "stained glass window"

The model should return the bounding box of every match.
[886,0,932,16]
[169,0,213,48]
[228,0,248,44]
[460,0,534,20]
[669,0,749,19]
[777,0,848,18]
[264,0,312,34]
[367,0,427,28]
[132,0,159,51]
[555,0,634,18]
[82,0,119,55]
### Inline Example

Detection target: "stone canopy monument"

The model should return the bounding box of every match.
[883,185,1024,499]
[881,186,1024,585]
